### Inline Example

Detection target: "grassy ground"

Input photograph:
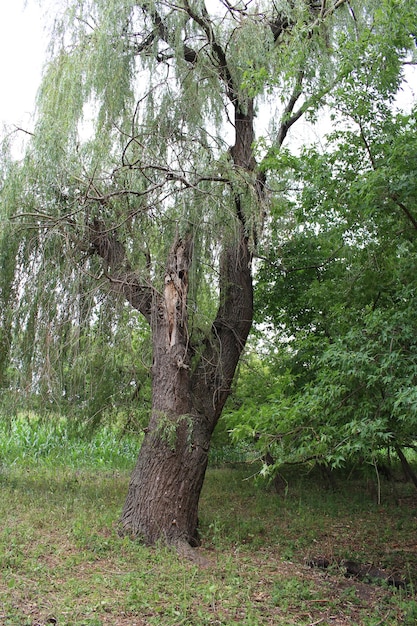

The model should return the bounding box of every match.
[1,418,417,625]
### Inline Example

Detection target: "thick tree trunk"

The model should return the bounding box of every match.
[120,235,209,544]
[119,224,253,546]
[120,420,210,545]
[118,100,257,547]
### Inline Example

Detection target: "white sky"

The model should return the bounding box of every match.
[0,1,47,129]
[0,1,415,139]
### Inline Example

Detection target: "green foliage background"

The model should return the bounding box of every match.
[1,0,417,475]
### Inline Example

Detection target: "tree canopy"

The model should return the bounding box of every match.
[0,0,359,415]
[1,0,417,542]
[228,8,417,477]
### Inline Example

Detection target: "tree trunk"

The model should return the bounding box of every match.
[120,221,253,546]
[396,444,417,490]
[114,100,256,547]
[120,417,211,545]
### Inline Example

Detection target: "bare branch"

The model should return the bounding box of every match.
[89,218,154,321]
[276,70,305,147]
[134,2,198,65]
[12,126,35,137]
[181,0,237,103]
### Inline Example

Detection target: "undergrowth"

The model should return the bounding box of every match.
[0,413,141,469]
[1,415,417,625]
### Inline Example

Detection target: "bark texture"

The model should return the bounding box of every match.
[89,5,267,547]
[116,100,255,545]
[120,235,210,545]
[119,197,254,545]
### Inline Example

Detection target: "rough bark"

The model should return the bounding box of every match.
[118,99,256,546]
[90,4,268,548]
[120,234,209,545]
[120,421,210,546]
[119,207,253,546]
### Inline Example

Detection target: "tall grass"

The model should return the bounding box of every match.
[0,414,258,471]
[0,414,141,470]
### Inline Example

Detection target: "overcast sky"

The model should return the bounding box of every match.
[0,2,415,138]
[0,1,46,128]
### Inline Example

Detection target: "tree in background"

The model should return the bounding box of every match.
[230,5,417,482]
[1,0,414,546]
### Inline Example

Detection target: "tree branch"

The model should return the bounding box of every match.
[133,3,198,65]
[276,70,305,147]
[181,0,237,104]
[389,194,417,231]
[89,219,153,321]
[268,1,349,151]
[357,120,417,231]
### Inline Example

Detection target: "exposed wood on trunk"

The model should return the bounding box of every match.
[120,234,212,545]
[120,95,257,544]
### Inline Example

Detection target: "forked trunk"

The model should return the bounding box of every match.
[119,101,256,547]
[120,223,253,545]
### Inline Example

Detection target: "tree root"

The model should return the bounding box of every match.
[307,557,407,589]
[175,540,211,568]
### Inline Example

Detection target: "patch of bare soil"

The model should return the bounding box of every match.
[233,550,401,626]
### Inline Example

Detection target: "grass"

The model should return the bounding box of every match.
[1,416,417,625]
[0,414,141,469]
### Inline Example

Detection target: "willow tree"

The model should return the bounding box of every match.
[2,0,367,547]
